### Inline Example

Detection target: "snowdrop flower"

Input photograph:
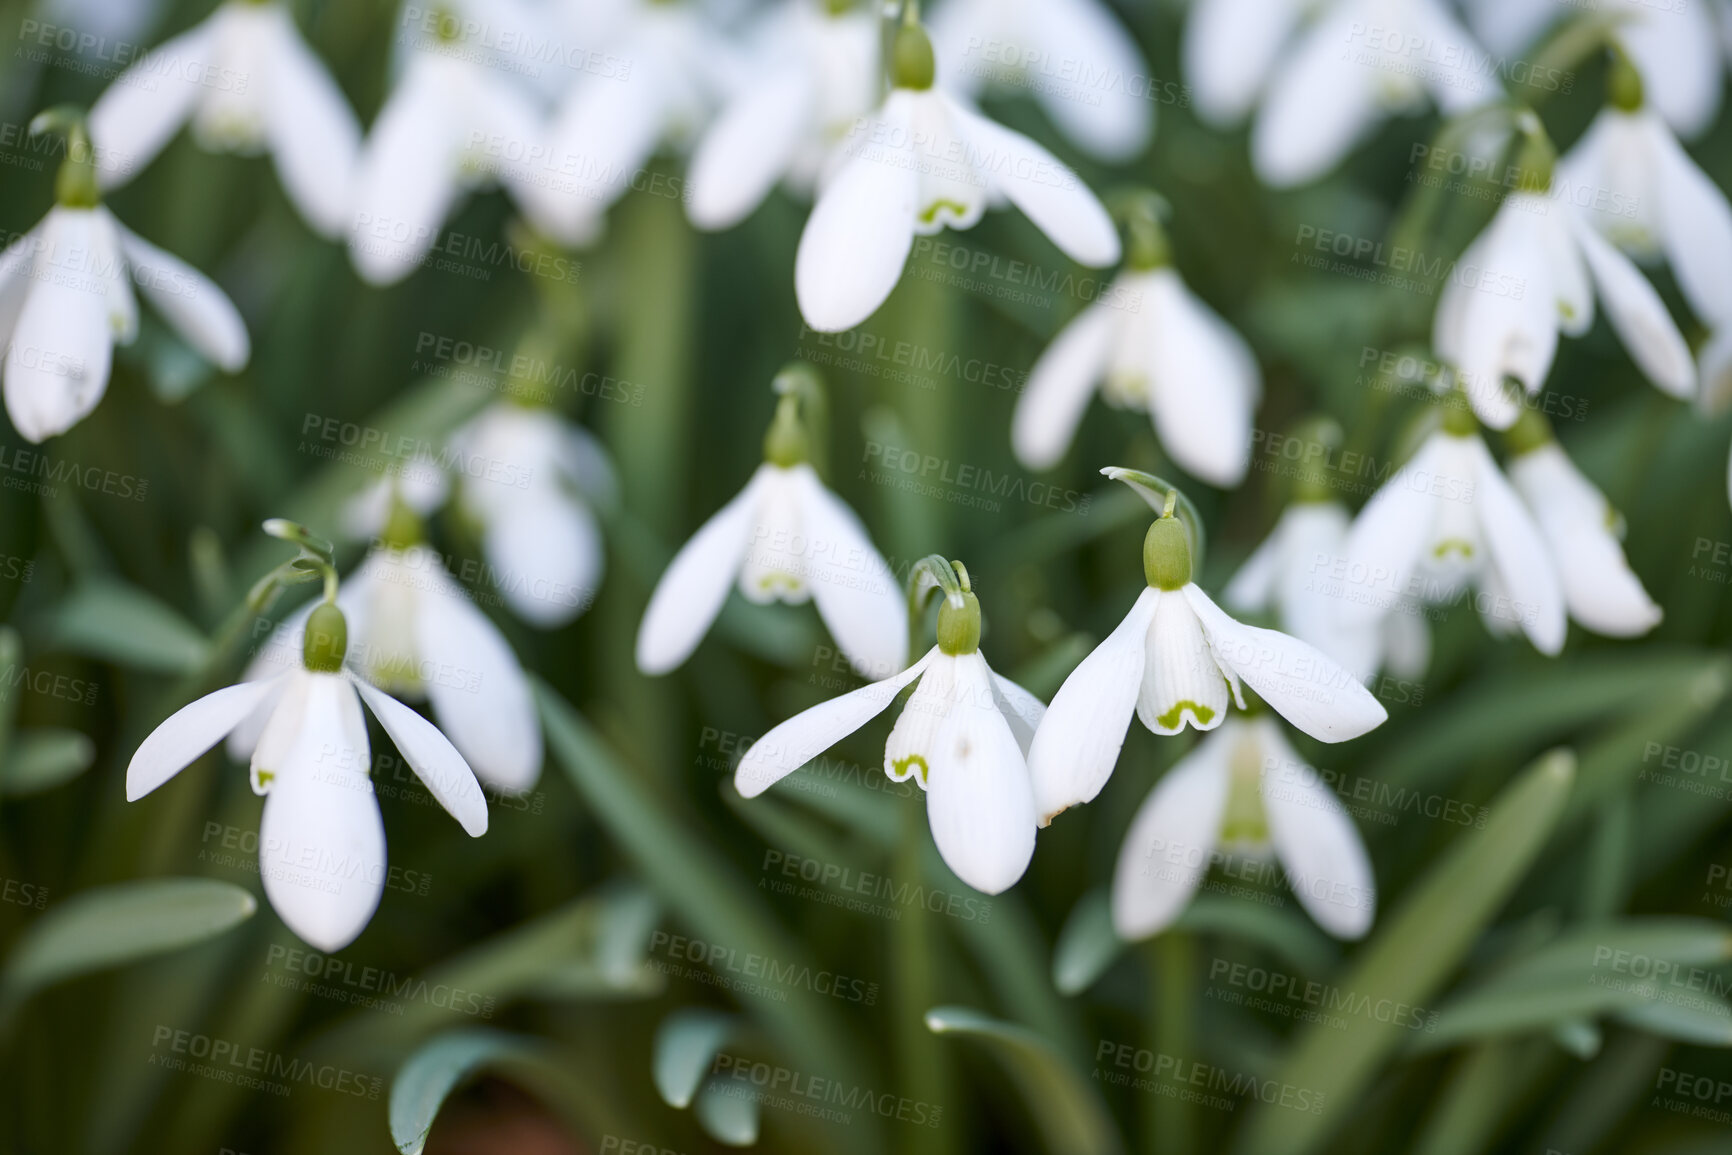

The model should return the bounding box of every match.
[1339,409,1566,656]
[450,404,613,627]
[1435,117,1694,430]
[795,15,1119,332]
[736,558,1042,894]
[1112,715,1374,940]
[88,0,361,237]
[1187,0,1499,187]
[637,368,905,677]
[928,0,1153,161]
[239,498,543,794]
[1504,412,1661,637]
[127,527,487,951]
[1011,202,1258,485]
[347,11,580,285]
[0,115,248,443]
[1463,0,1722,139]
[1555,63,1732,333]
[1029,472,1387,825]
[686,0,879,230]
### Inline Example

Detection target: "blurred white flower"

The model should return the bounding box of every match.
[1557,104,1732,332]
[88,0,361,237]
[928,0,1153,161]
[795,19,1119,332]
[1112,715,1374,940]
[1011,265,1259,485]
[1435,189,1694,430]
[0,203,249,443]
[1339,424,1566,655]
[636,462,906,677]
[735,592,1043,895]
[686,0,879,230]
[238,545,544,794]
[1029,515,1386,825]
[127,608,488,951]
[451,404,614,627]
[1463,0,1722,139]
[1508,439,1661,637]
[1186,0,1500,187]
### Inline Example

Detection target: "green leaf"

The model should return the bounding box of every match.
[1233,750,1576,1155]
[0,878,254,1011]
[1053,889,1123,996]
[46,577,209,673]
[1612,994,1732,1046]
[0,728,95,796]
[653,1009,736,1109]
[389,1029,541,1155]
[695,1077,760,1146]
[925,1006,1122,1155]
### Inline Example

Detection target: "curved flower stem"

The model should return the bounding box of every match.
[771,361,830,477]
[906,555,966,661]
[1100,468,1206,571]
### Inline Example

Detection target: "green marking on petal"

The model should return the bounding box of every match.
[919,199,968,225]
[255,770,274,787]
[891,755,929,785]
[1432,538,1475,561]
[755,573,804,596]
[1156,701,1216,730]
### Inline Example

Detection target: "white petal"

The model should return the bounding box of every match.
[687,67,812,230]
[1184,585,1387,743]
[636,466,774,674]
[735,648,937,797]
[946,96,1120,267]
[1027,588,1159,823]
[1652,117,1732,329]
[259,674,385,952]
[249,666,312,794]
[352,674,488,835]
[1535,200,1594,338]
[3,210,114,443]
[1184,0,1300,126]
[1571,215,1695,398]
[1144,270,1259,486]
[0,226,40,346]
[348,57,462,285]
[86,17,218,187]
[794,91,919,332]
[262,6,362,237]
[1380,603,1431,680]
[89,208,137,344]
[1139,592,1231,735]
[1111,731,1231,940]
[543,47,671,219]
[407,552,542,793]
[126,676,283,800]
[1623,0,1722,139]
[1222,519,1285,614]
[1462,435,1567,654]
[1510,443,1659,637]
[989,667,1046,759]
[788,464,908,679]
[1020,0,1152,161]
[112,216,249,371]
[1011,298,1116,470]
[1699,327,1732,417]
[885,651,956,783]
[484,493,602,628]
[924,652,1037,894]
[1250,4,1381,187]
[1336,432,1453,628]
[1257,719,1375,939]
[1439,204,1558,428]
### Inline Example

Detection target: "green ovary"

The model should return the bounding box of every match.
[1157,701,1216,730]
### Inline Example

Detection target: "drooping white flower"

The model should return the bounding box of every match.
[237,543,544,794]
[928,0,1153,161]
[636,461,906,678]
[1011,256,1259,486]
[128,602,487,951]
[736,577,1042,894]
[0,199,249,443]
[1435,184,1695,430]
[1463,0,1722,139]
[347,19,582,286]
[1029,502,1386,825]
[88,0,362,237]
[1112,716,1374,940]
[1507,435,1661,638]
[450,404,614,627]
[1338,421,1566,656]
[794,18,1119,332]
[1556,103,1732,332]
[686,0,879,230]
[1185,0,1501,187]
